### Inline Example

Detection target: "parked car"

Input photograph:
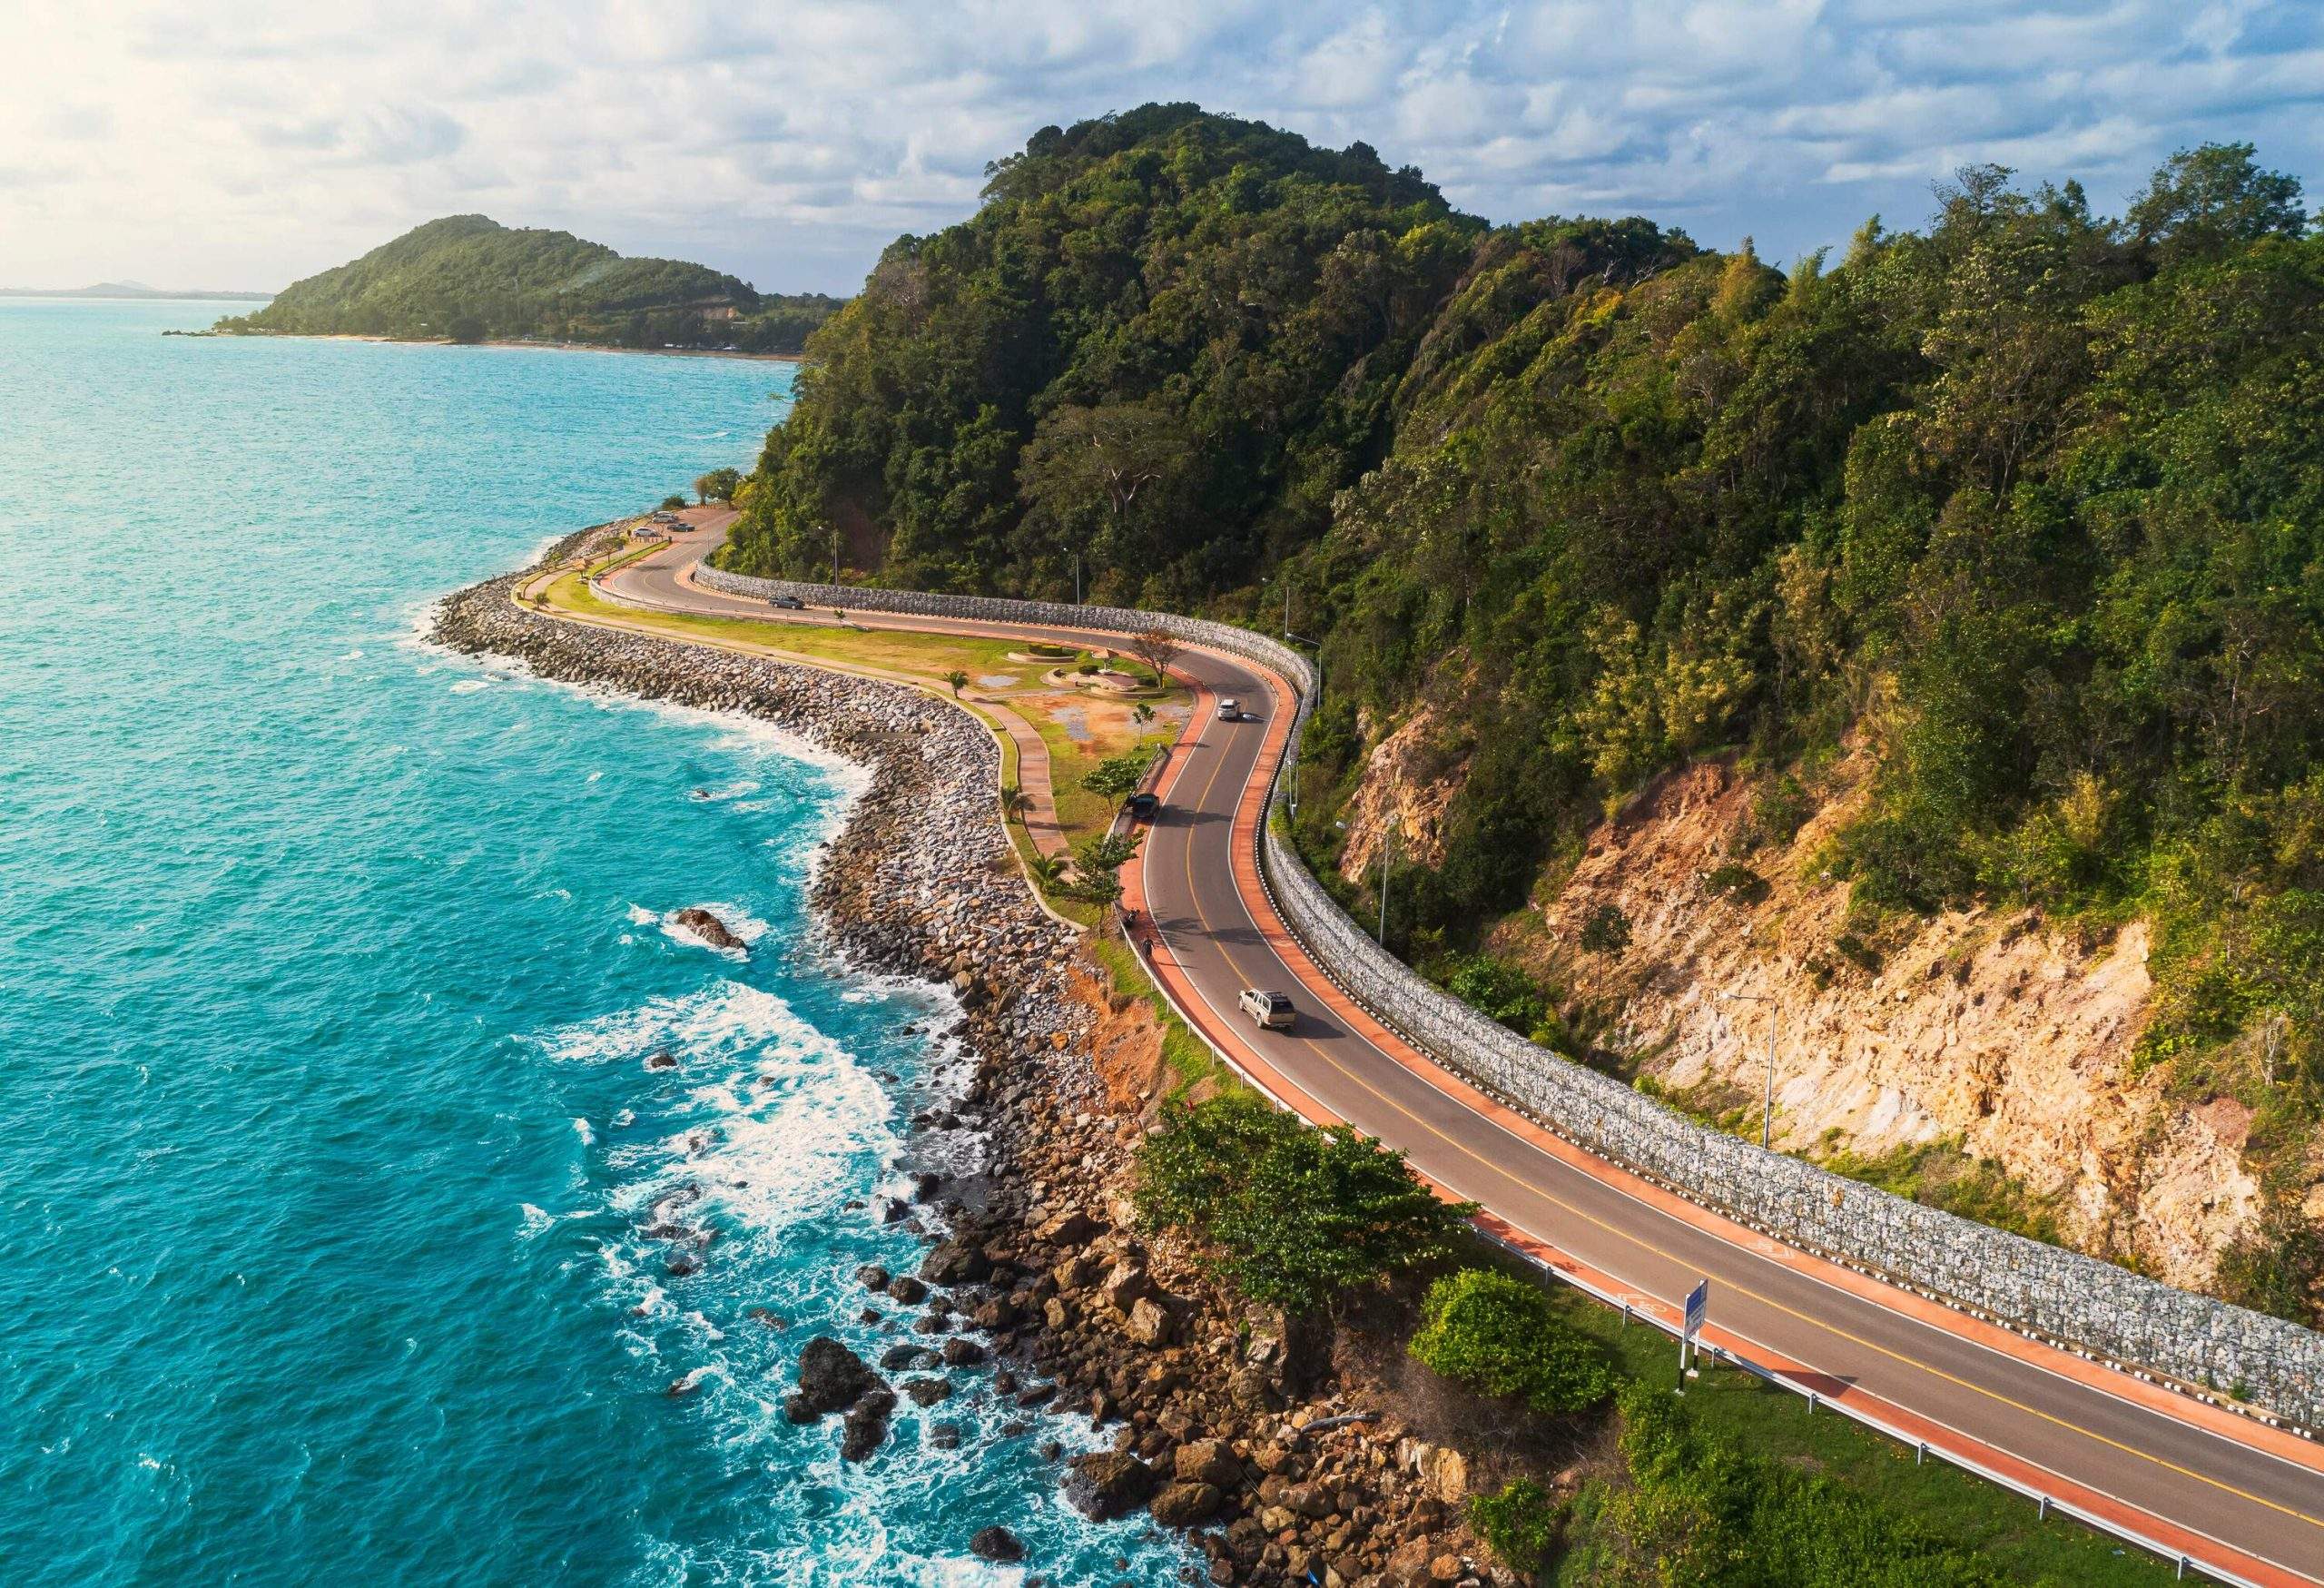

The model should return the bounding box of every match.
[1238,988,1295,1031]
[768,595,805,610]
[1216,697,1240,721]
[1126,792,1160,823]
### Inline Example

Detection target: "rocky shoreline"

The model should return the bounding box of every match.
[430,541,1496,1587]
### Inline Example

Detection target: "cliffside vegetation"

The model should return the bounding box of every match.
[215,215,840,351]
[723,105,2324,1321]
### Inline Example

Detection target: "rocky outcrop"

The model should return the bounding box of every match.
[1513,753,2270,1287]
[672,905,746,952]
[788,1336,880,1420]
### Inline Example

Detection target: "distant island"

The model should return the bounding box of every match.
[209,215,841,355]
[3,281,271,301]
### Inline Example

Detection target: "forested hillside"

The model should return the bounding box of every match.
[722,106,2324,1320]
[215,215,841,351]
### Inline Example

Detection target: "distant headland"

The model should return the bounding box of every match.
[3,281,271,301]
[206,214,840,356]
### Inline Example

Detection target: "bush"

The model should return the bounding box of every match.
[1432,953,1551,1040]
[1579,903,1632,958]
[658,494,688,511]
[1408,1268,1616,1415]
[1136,1095,1474,1313]
[1703,863,1768,904]
[1469,1478,1565,1573]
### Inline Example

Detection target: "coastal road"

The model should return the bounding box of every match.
[598,523,2324,1587]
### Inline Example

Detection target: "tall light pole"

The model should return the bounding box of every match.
[1284,630,1324,814]
[1720,991,1780,1149]
[1073,552,1082,606]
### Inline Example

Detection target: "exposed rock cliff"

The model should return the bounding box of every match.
[1483,755,2267,1291]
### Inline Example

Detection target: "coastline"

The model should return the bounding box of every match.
[429,534,1492,1586]
[193,330,806,362]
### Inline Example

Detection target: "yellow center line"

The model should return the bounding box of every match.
[1160,666,2324,1544]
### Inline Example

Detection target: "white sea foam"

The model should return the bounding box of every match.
[449,678,493,695]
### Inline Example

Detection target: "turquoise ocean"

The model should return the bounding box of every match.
[0,301,1182,1584]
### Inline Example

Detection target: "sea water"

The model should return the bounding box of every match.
[0,300,1185,1584]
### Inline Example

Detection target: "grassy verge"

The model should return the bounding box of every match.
[1462,1244,2178,1585]
[1086,932,1240,1103]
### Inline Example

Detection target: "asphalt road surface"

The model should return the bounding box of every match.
[603,526,2324,1586]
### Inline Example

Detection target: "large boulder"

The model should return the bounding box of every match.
[840,1387,896,1461]
[920,1238,991,1284]
[791,1336,880,1418]
[1063,1452,1157,1520]
[1174,1438,1241,1488]
[968,1526,1025,1563]
[673,907,747,952]
[1148,1479,1222,1528]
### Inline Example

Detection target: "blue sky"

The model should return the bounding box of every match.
[5,1,2320,295]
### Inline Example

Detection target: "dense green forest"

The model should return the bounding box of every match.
[722,105,2324,1319]
[215,215,842,351]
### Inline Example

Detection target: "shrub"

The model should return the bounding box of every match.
[1703,863,1768,905]
[1469,1478,1565,1573]
[1579,903,1632,958]
[1136,1094,1474,1313]
[658,494,688,510]
[1432,953,1550,1038]
[1408,1268,1616,1415]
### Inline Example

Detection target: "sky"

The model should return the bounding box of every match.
[5,1,2321,297]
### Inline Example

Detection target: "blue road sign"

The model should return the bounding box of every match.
[1683,1279,1709,1342]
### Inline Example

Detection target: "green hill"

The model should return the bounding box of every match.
[214,215,840,352]
[722,107,2324,1320]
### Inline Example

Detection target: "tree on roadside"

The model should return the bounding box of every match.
[1125,627,1183,686]
[1027,852,1067,890]
[1000,783,1031,825]
[696,467,743,505]
[1136,1093,1474,1315]
[659,494,688,511]
[1065,830,1140,904]
[946,668,969,696]
[1082,749,1152,802]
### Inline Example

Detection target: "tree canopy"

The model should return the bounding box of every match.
[721,109,2324,1319]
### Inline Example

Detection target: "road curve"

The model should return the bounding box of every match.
[601,523,2324,1587]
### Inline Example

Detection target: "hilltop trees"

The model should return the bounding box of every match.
[721,112,2324,1318]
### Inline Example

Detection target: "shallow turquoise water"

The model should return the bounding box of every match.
[0,301,1183,1585]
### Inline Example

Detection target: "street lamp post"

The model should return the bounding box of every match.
[1720,991,1781,1149]
[1283,629,1324,814]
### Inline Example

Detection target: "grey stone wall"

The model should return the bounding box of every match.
[694,562,2324,1432]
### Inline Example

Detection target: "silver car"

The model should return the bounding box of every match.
[1238,988,1295,1031]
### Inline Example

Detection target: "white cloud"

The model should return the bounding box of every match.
[0,0,2318,294]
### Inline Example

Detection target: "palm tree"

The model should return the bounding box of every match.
[999,783,1031,825]
[946,668,969,697]
[1027,853,1067,891]
[1132,703,1156,727]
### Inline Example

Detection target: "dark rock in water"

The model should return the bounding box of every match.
[665,1256,701,1277]
[793,1336,881,1417]
[856,1265,891,1291]
[928,1423,962,1451]
[644,1050,678,1071]
[885,1275,929,1305]
[876,1198,908,1225]
[840,1387,896,1461]
[1063,1452,1157,1521]
[878,1343,922,1372]
[673,906,747,952]
[903,1376,952,1406]
[919,1238,990,1284]
[1039,1439,1063,1461]
[744,1307,788,1330]
[940,1337,986,1367]
[969,1526,1025,1563]
[910,1170,942,1203]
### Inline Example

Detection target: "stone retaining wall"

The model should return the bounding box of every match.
[694,562,2324,1431]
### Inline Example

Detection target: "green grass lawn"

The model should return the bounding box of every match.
[1535,1276,2180,1585]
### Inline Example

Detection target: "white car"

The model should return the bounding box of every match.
[1216,697,1240,721]
[1238,988,1295,1031]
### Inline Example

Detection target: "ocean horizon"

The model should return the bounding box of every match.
[0,298,1185,1584]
